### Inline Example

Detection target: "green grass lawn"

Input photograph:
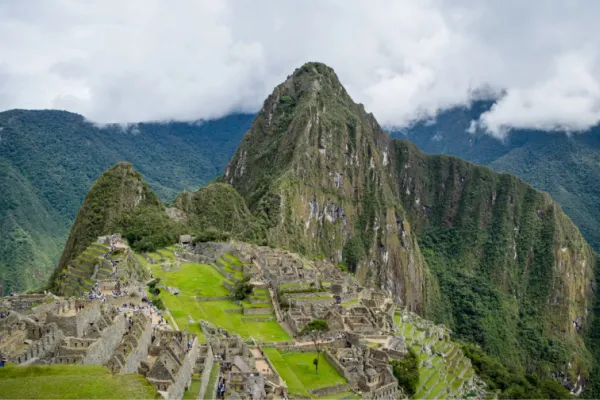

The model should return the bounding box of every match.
[182,375,202,400]
[0,365,158,399]
[203,363,220,400]
[253,288,269,296]
[224,253,243,266]
[263,348,347,397]
[150,257,290,343]
[150,261,229,297]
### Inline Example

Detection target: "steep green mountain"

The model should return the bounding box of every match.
[0,160,64,294]
[223,62,427,311]
[169,183,264,242]
[395,140,595,383]
[0,110,253,293]
[222,62,597,391]
[393,103,600,253]
[50,162,182,294]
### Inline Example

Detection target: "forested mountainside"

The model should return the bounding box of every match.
[392,102,600,253]
[220,62,597,392]
[0,110,253,293]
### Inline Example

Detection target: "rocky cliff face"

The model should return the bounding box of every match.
[223,62,597,382]
[222,63,426,311]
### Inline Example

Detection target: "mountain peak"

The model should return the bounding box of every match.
[55,162,160,272]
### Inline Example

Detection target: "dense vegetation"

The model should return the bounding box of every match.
[171,183,264,244]
[462,343,573,399]
[390,348,419,396]
[393,140,595,392]
[393,101,600,253]
[582,254,600,398]
[0,110,252,293]
[0,160,64,294]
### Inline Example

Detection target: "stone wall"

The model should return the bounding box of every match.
[365,382,403,400]
[310,383,353,398]
[324,349,353,384]
[168,337,201,400]
[197,346,215,400]
[46,302,101,337]
[243,307,273,315]
[83,314,125,365]
[242,317,275,322]
[122,316,152,373]
[181,253,201,262]
[12,323,63,364]
[196,296,229,301]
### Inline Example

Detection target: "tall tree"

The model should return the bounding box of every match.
[299,320,329,374]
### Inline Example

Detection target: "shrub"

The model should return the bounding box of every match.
[152,296,165,310]
[232,277,252,301]
[193,227,230,243]
[390,348,419,396]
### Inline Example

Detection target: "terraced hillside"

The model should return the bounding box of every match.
[393,309,481,399]
[140,245,291,342]
[54,238,147,297]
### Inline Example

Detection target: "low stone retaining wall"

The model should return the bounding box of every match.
[243,307,273,315]
[225,309,243,314]
[196,296,229,301]
[222,281,234,291]
[274,345,318,353]
[291,298,333,306]
[261,340,295,347]
[242,317,275,322]
[229,264,243,272]
[181,253,201,262]
[249,297,270,304]
[339,293,359,302]
[310,383,353,398]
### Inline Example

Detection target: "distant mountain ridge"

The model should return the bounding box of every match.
[392,101,600,253]
[0,109,253,293]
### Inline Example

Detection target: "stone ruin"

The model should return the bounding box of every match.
[199,320,272,400]
[0,293,198,400]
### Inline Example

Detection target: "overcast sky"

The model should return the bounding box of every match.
[1,0,599,137]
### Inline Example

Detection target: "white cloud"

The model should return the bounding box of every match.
[1,0,600,136]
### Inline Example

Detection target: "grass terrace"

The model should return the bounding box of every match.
[203,363,220,400]
[0,364,159,399]
[342,298,360,307]
[151,262,229,298]
[182,374,202,400]
[278,282,315,292]
[146,248,290,343]
[224,253,243,266]
[263,348,347,398]
[395,311,476,399]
